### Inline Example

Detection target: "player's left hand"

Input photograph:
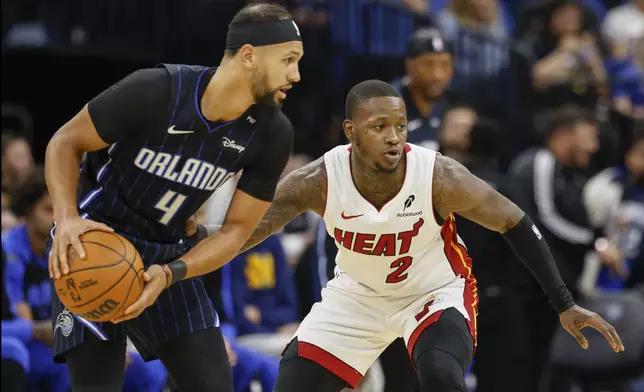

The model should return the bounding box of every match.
[111,265,166,323]
[559,305,624,352]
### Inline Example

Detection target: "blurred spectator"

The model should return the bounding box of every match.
[439,106,531,392]
[2,166,69,392]
[582,123,644,293]
[224,235,300,358]
[435,0,511,115]
[1,131,35,193]
[393,27,454,151]
[220,324,280,392]
[403,0,429,15]
[122,340,168,392]
[528,0,608,111]
[602,0,644,59]
[2,250,30,392]
[508,105,599,392]
[437,0,512,39]
[605,56,644,119]
[2,191,18,232]
[438,104,478,160]
[601,0,644,119]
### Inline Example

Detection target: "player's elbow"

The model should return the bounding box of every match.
[47,106,109,158]
[45,128,84,164]
[501,204,526,233]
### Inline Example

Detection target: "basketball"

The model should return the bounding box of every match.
[54,231,145,322]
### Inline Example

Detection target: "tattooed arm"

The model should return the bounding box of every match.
[432,155,524,232]
[240,157,327,253]
[432,154,624,352]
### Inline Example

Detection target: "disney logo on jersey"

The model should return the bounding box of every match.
[397,194,422,218]
[221,137,246,153]
[334,218,425,256]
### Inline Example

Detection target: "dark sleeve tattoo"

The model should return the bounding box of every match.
[240,157,327,252]
[432,155,524,233]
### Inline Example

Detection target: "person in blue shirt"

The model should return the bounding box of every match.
[224,234,299,357]
[2,167,70,392]
[605,57,644,118]
[218,324,279,392]
[122,341,168,392]
[2,249,31,392]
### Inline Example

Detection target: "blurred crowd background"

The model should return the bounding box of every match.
[1,0,643,391]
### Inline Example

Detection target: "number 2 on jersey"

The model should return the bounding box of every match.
[386,255,413,283]
[154,190,187,225]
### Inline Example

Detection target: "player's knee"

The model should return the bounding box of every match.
[415,349,467,392]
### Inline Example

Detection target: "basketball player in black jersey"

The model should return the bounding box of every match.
[44,3,303,391]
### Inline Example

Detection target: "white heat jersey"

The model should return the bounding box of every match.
[322,143,475,297]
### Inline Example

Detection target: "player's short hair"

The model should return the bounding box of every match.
[542,104,596,140]
[11,165,47,217]
[345,80,402,120]
[225,3,293,57]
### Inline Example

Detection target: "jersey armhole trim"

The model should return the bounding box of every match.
[322,160,329,219]
[322,154,331,222]
[428,152,444,227]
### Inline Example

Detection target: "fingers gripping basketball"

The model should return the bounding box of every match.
[54,231,145,322]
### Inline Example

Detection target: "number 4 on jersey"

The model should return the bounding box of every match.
[154,190,187,225]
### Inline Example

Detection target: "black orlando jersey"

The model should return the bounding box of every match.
[77,64,293,265]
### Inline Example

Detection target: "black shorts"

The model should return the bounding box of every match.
[51,276,219,362]
[65,325,232,392]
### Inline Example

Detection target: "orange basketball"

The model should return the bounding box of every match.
[54,231,145,322]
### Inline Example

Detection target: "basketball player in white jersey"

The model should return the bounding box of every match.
[217,80,624,392]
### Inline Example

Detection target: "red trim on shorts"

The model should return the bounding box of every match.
[407,309,445,357]
[440,216,479,344]
[297,341,363,389]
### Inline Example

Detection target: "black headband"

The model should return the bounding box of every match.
[226,19,302,49]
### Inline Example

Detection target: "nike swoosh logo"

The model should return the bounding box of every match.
[167,125,194,134]
[341,212,364,220]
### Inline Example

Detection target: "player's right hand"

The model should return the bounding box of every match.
[49,216,114,280]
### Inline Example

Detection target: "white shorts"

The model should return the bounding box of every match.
[291,272,478,388]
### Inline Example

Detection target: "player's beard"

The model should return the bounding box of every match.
[251,68,281,110]
[355,133,397,174]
